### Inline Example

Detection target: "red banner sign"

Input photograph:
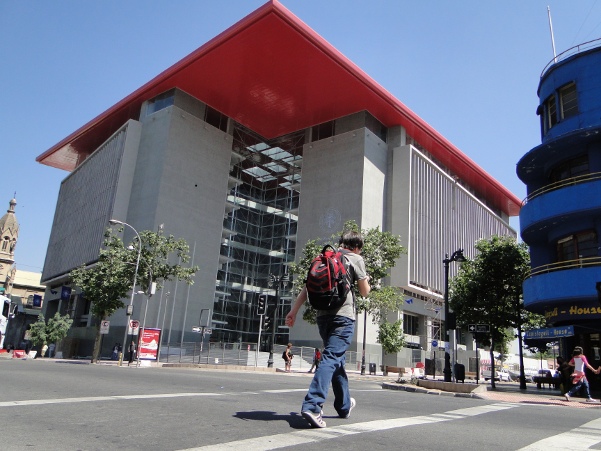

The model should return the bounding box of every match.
[138,328,161,360]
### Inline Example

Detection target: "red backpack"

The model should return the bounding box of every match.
[306,245,352,310]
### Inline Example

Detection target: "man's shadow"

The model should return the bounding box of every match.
[234,411,309,429]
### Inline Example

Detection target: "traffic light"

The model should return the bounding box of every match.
[263,315,271,331]
[257,295,266,315]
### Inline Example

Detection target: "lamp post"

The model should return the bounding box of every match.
[109,219,141,366]
[443,249,466,382]
[136,268,155,368]
[360,309,367,375]
[267,273,289,368]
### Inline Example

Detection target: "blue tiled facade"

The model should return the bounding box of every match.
[517,40,601,353]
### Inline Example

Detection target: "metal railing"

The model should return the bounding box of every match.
[541,37,601,77]
[523,172,601,205]
[156,341,382,370]
[528,256,601,277]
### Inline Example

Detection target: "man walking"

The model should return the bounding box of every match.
[285,231,370,428]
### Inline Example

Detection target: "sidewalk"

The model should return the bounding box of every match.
[379,375,601,409]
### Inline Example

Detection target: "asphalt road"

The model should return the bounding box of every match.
[1,359,600,450]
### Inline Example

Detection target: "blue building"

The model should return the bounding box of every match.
[518,39,601,359]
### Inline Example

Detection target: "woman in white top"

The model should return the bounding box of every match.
[564,346,600,402]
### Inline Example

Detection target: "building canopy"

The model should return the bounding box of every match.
[36,0,521,217]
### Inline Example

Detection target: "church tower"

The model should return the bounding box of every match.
[0,197,18,296]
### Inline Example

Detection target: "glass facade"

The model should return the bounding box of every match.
[213,124,304,348]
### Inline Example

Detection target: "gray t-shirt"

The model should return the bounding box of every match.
[316,249,368,320]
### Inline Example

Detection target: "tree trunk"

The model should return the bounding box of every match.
[90,319,104,363]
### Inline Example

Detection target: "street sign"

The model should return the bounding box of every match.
[468,324,490,333]
[192,327,202,333]
[128,320,140,335]
[204,328,212,335]
[431,339,438,348]
[100,320,110,335]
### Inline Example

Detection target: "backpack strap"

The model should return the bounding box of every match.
[337,248,356,309]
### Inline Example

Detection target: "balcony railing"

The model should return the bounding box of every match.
[529,256,601,277]
[523,172,601,205]
[541,37,601,77]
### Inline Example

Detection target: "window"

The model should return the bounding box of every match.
[550,155,589,182]
[311,121,335,142]
[543,94,557,134]
[403,313,419,336]
[204,106,228,132]
[365,112,387,143]
[559,82,579,120]
[557,230,598,261]
[145,89,175,116]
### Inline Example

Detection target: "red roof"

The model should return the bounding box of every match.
[36,0,521,216]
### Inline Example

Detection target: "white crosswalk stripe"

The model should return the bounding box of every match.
[184,403,519,451]
[518,417,601,450]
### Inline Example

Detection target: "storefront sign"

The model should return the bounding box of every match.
[524,325,574,340]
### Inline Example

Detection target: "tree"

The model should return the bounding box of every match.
[46,312,74,346]
[449,235,544,388]
[70,227,199,363]
[28,315,48,348]
[288,220,406,354]
[28,313,73,352]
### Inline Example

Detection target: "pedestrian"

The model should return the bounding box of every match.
[283,343,293,372]
[308,348,321,373]
[286,230,370,428]
[128,340,137,366]
[564,346,600,402]
[111,343,119,361]
[556,356,571,394]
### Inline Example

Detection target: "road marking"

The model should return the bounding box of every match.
[0,392,225,407]
[0,388,308,408]
[183,403,520,451]
[518,417,601,450]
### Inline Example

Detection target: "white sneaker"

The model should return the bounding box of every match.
[343,397,356,419]
[301,410,326,428]
[586,398,599,403]
[564,394,571,402]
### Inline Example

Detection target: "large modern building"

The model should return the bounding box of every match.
[518,39,601,362]
[37,1,520,362]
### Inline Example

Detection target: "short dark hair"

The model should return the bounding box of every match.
[573,346,583,356]
[339,231,364,250]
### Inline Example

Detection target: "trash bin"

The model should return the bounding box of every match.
[369,363,376,375]
[454,363,465,383]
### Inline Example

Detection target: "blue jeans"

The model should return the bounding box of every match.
[301,315,355,417]
[567,377,592,398]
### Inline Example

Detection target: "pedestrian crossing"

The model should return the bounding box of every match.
[182,401,601,451]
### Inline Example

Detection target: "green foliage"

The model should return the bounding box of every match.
[289,220,407,354]
[377,320,405,355]
[70,226,199,362]
[46,313,73,344]
[27,313,73,347]
[449,235,543,352]
[27,315,47,347]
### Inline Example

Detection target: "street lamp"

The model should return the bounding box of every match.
[136,267,155,368]
[109,219,141,366]
[266,273,289,368]
[443,249,466,382]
